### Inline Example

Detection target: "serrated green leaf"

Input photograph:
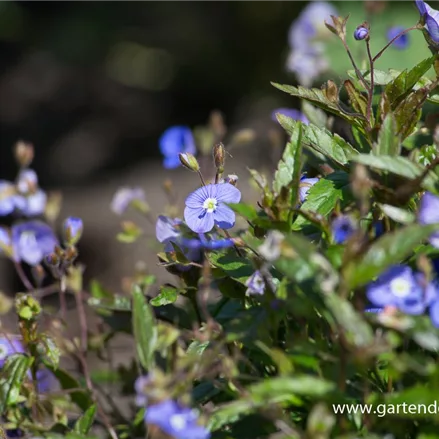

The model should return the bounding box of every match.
[208,251,254,284]
[375,113,400,156]
[351,154,438,192]
[37,334,60,369]
[277,115,358,170]
[344,79,369,121]
[273,122,303,204]
[344,223,439,289]
[150,285,178,306]
[272,82,364,131]
[385,56,436,107]
[132,285,157,370]
[0,354,32,411]
[73,404,96,434]
[293,172,352,230]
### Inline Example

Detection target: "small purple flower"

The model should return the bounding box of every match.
[134,375,151,407]
[180,234,234,251]
[387,26,409,49]
[20,190,47,217]
[0,337,25,368]
[16,169,38,194]
[416,0,439,43]
[145,400,210,439]
[299,175,319,203]
[271,108,309,125]
[111,187,146,215]
[11,221,58,266]
[184,184,241,234]
[354,26,369,40]
[245,270,265,296]
[159,126,196,170]
[331,215,357,244]
[366,265,434,315]
[63,217,83,245]
[418,191,439,248]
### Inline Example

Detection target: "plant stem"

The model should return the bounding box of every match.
[14,262,34,291]
[366,39,375,126]
[372,26,418,62]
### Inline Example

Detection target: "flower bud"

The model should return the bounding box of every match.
[14,141,34,168]
[354,25,369,40]
[225,174,239,186]
[45,252,60,267]
[64,245,78,264]
[63,217,83,245]
[178,152,200,172]
[213,143,226,170]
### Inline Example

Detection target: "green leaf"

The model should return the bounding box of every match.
[132,284,158,370]
[0,354,32,411]
[351,154,438,192]
[73,404,96,434]
[208,251,254,285]
[344,223,439,289]
[378,203,416,224]
[394,87,427,140]
[37,334,60,369]
[47,366,93,411]
[375,113,400,156]
[293,172,352,230]
[272,82,365,132]
[227,203,258,221]
[276,115,358,170]
[209,376,334,431]
[273,122,303,205]
[385,56,436,107]
[150,285,178,307]
[343,79,369,121]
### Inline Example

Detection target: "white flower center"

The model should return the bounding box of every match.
[169,414,188,431]
[203,197,217,213]
[390,278,411,297]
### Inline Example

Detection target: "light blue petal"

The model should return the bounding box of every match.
[184,206,214,233]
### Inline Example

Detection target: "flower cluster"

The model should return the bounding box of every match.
[286,2,337,86]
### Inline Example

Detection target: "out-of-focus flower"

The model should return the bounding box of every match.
[145,400,210,439]
[0,226,12,256]
[416,0,439,43]
[63,217,83,245]
[365,308,384,313]
[354,25,369,40]
[286,2,338,86]
[366,265,436,315]
[111,187,146,215]
[134,375,151,407]
[418,191,439,248]
[387,26,409,49]
[299,175,319,203]
[184,184,241,234]
[331,215,357,244]
[180,234,234,251]
[11,221,58,266]
[20,190,47,217]
[0,337,25,368]
[271,108,309,125]
[258,230,284,262]
[16,169,38,193]
[245,270,266,296]
[159,126,197,169]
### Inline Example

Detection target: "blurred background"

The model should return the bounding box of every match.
[0,0,435,292]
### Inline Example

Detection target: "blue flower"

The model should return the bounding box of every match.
[16,169,38,193]
[354,26,369,40]
[145,400,210,439]
[418,191,439,248]
[159,126,196,170]
[387,26,409,49]
[111,187,146,215]
[0,337,25,368]
[245,270,266,296]
[365,308,384,313]
[331,215,357,244]
[20,190,47,217]
[299,175,319,203]
[180,234,234,251]
[286,2,338,86]
[366,265,435,315]
[11,221,58,266]
[184,184,241,234]
[271,108,309,125]
[63,217,83,245]
[416,0,439,43]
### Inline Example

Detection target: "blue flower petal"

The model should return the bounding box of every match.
[184,206,214,234]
